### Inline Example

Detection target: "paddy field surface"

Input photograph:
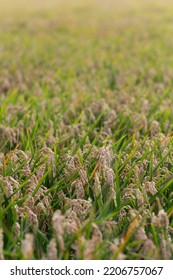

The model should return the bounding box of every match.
[0,0,172,260]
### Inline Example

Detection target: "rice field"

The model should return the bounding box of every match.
[0,0,173,260]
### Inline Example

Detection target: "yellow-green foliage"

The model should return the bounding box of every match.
[0,0,172,260]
